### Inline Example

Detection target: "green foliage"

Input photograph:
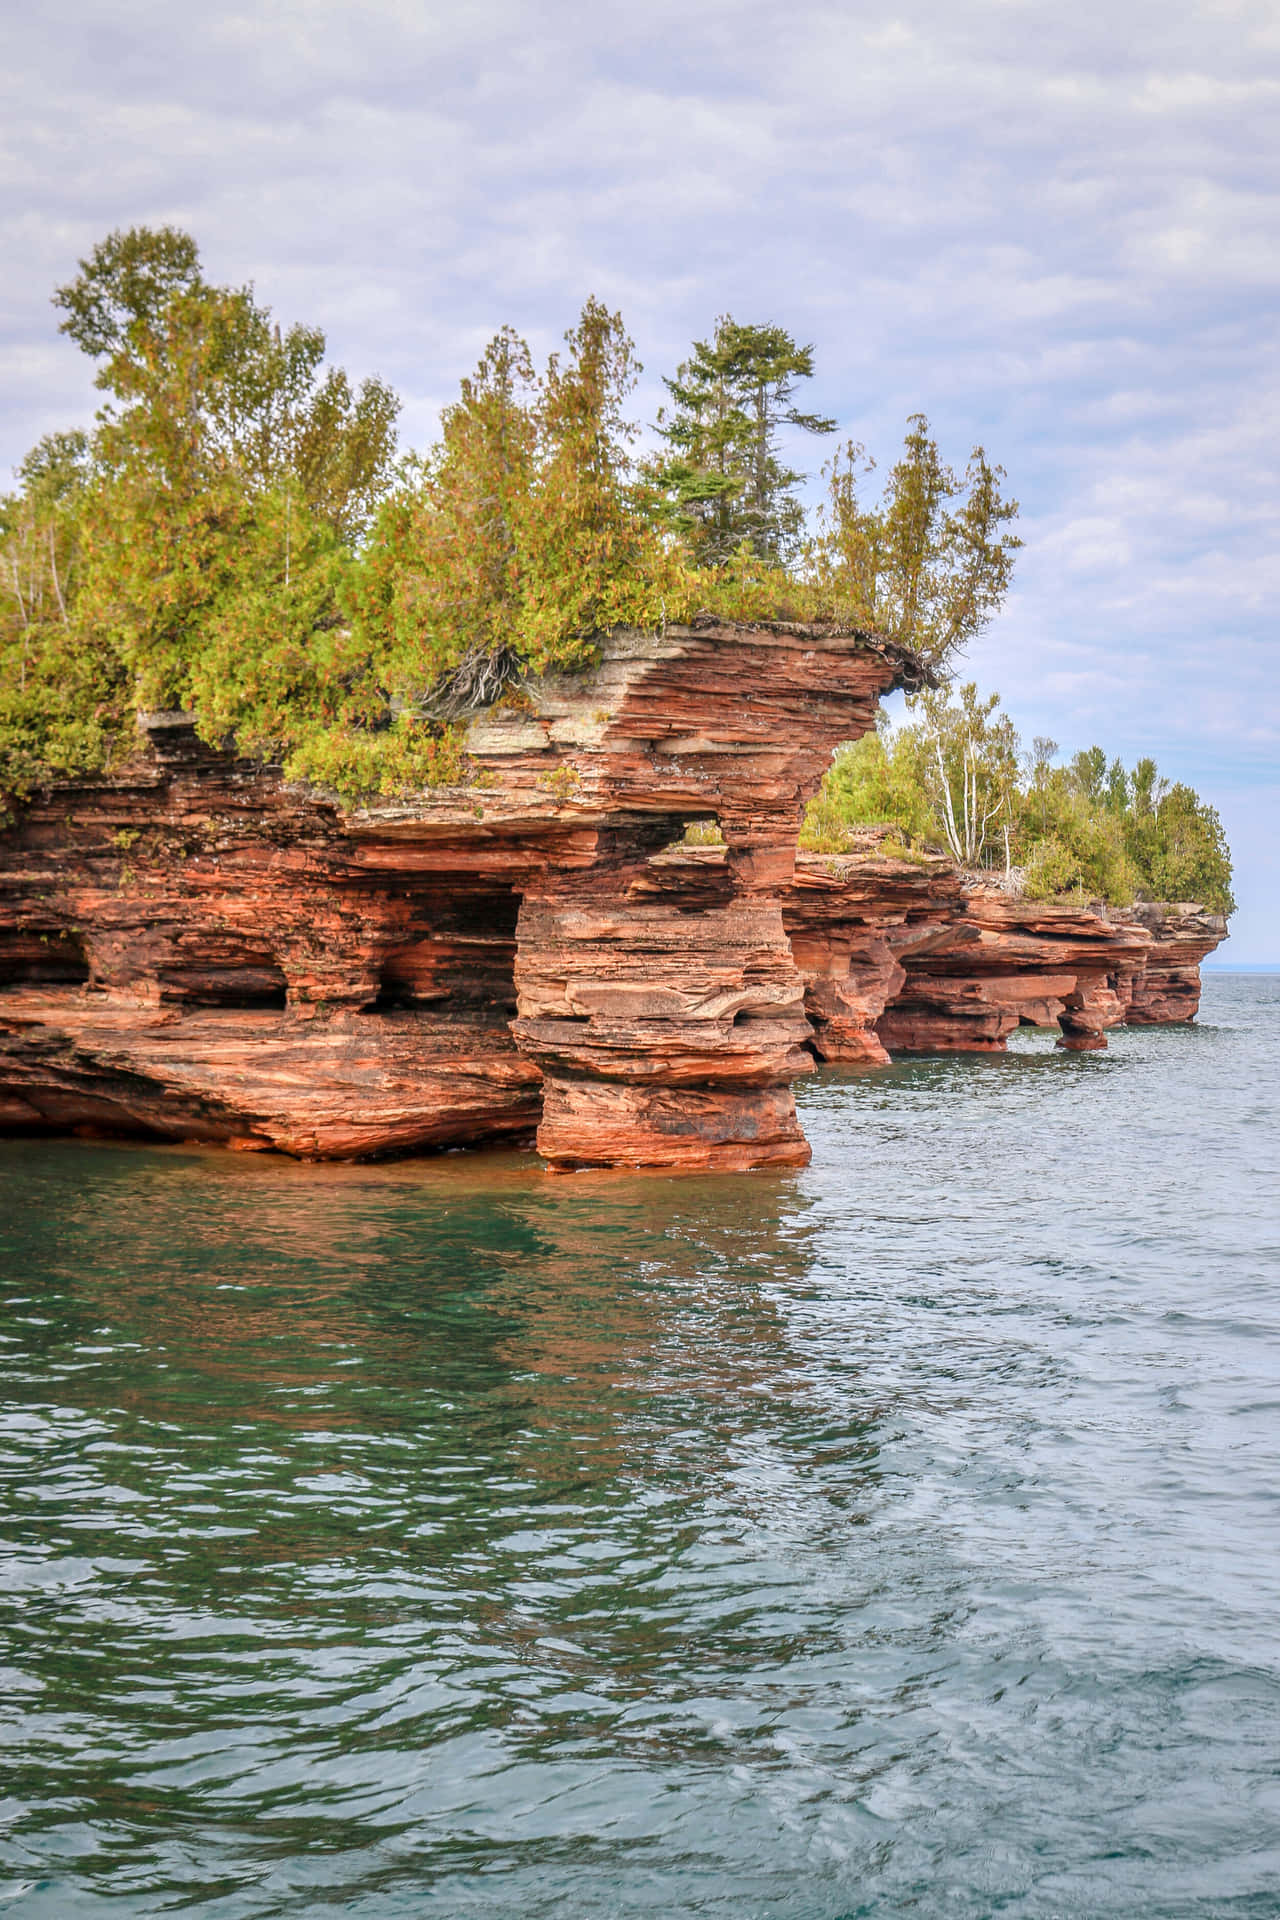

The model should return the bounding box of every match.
[1,228,411,806]
[0,428,128,809]
[805,683,1021,865]
[805,693,1234,912]
[350,303,679,704]
[352,329,537,687]
[668,539,803,626]
[509,299,675,669]
[0,621,133,815]
[0,222,1231,918]
[806,422,1021,665]
[900,683,1021,866]
[647,318,835,565]
[56,227,399,543]
[0,431,91,635]
[182,495,357,750]
[1142,787,1233,910]
[799,727,935,851]
[1015,747,1233,910]
[3,227,1025,812]
[53,225,203,364]
[1017,797,1137,904]
[681,819,726,846]
[1019,835,1083,898]
[283,717,469,799]
[1016,737,1136,902]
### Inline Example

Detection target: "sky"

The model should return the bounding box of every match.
[2,0,1277,957]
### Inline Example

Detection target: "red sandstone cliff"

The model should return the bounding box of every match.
[876,883,1155,1053]
[0,627,1228,1169]
[0,621,924,1169]
[780,836,967,1065]
[779,838,1226,1060]
[1119,902,1229,1025]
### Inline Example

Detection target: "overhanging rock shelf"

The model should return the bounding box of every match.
[780,833,1226,1062]
[0,623,920,1169]
[0,625,1227,1169]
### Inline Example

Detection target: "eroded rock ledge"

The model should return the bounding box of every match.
[782,831,1226,1062]
[0,627,1227,1169]
[0,623,918,1169]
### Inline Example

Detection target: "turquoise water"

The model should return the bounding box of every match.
[1,975,1277,1917]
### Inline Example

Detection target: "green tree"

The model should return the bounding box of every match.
[1104,754,1233,913]
[0,430,130,810]
[650,317,835,565]
[1015,773,1138,903]
[800,723,936,850]
[1,431,91,652]
[801,693,1237,913]
[350,301,676,709]
[808,420,1020,666]
[519,297,672,669]
[47,227,399,709]
[53,225,202,363]
[1142,784,1235,911]
[900,682,1021,867]
[350,326,540,710]
[802,683,1020,868]
[5,233,1048,814]
[56,225,398,537]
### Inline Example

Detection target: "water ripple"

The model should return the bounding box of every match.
[0,977,1277,1916]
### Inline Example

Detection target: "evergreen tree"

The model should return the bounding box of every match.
[521,297,671,667]
[41,227,401,710]
[351,324,540,706]
[650,317,835,565]
[55,226,399,545]
[808,420,1021,665]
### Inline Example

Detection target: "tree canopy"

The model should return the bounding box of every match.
[7,221,1219,881]
[802,687,1235,914]
[805,427,1021,666]
[647,317,835,565]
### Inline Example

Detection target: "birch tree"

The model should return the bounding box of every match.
[901,682,1020,868]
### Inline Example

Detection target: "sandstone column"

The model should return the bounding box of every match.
[510,852,815,1171]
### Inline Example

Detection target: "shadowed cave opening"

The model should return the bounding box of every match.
[0,930,90,988]
[157,953,289,1009]
[363,884,523,1017]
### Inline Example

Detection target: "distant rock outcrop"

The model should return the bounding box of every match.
[780,833,1225,1059]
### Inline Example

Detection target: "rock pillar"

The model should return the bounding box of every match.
[510,852,815,1171]
[1121,905,1229,1024]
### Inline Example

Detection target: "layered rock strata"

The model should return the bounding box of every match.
[777,838,1227,1060]
[1120,903,1229,1025]
[780,838,968,1065]
[876,884,1156,1053]
[0,625,1229,1166]
[0,621,926,1168]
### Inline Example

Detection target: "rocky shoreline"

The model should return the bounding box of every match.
[0,624,1226,1169]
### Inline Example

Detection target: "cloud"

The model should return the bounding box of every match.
[1,0,1277,946]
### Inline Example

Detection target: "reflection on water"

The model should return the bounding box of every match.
[1,978,1278,1917]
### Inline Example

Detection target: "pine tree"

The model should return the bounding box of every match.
[650,318,835,565]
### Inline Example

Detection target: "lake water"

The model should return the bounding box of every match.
[1,975,1277,1918]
